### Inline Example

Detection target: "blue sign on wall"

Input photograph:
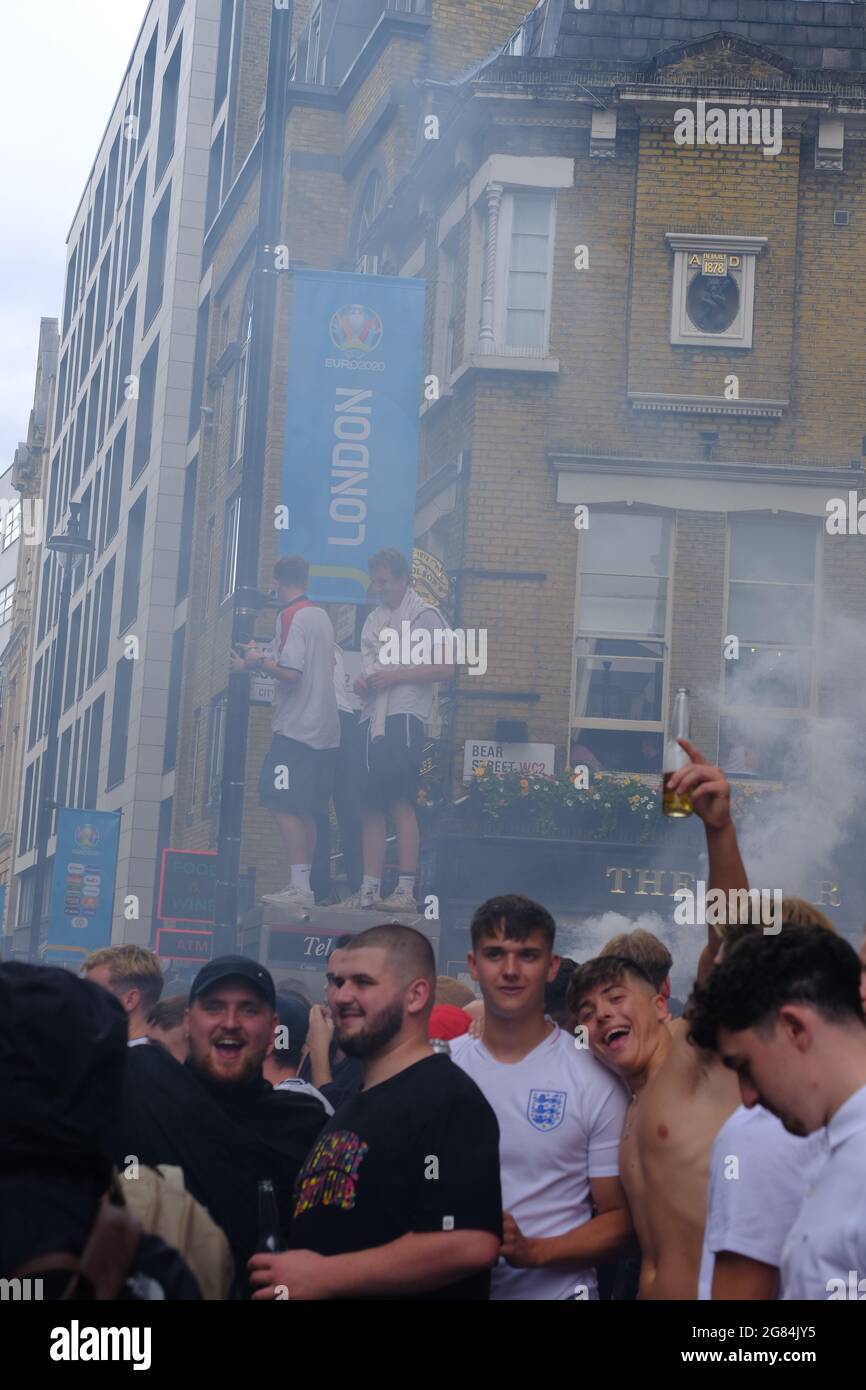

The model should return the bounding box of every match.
[46,808,121,953]
[282,269,426,604]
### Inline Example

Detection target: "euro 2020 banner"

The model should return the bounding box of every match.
[282,269,426,604]
[46,807,121,959]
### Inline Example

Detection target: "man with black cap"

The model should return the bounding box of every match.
[113,955,326,1295]
[0,962,200,1299]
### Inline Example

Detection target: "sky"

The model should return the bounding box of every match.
[0,1,149,473]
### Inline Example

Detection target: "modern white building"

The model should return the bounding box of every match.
[12,0,225,950]
[0,464,19,664]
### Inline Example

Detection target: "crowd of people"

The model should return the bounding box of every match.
[3,739,866,1302]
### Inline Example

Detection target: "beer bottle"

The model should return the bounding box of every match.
[255,1178,285,1254]
[662,688,693,818]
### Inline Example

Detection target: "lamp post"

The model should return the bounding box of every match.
[212,0,292,954]
[27,501,93,961]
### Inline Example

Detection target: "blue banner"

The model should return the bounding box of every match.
[46,808,121,955]
[282,269,426,604]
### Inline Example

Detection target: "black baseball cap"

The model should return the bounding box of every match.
[189,955,276,1008]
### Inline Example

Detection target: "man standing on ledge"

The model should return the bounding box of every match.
[231,554,339,910]
[341,548,453,913]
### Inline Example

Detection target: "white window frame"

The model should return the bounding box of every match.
[492,191,555,356]
[205,694,227,809]
[221,493,241,601]
[570,509,674,748]
[306,6,322,83]
[720,514,820,752]
[3,500,21,549]
[0,579,14,626]
[232,301,252,467]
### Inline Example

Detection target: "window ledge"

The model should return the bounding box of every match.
[450,354,559,387]
[628,392,788,420]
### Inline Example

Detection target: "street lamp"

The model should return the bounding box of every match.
[27,501,93,961]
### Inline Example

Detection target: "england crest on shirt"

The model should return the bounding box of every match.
[527,1089,567,1132]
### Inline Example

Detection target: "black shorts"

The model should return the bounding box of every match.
[258,735,335,816]
[360,714,425,811]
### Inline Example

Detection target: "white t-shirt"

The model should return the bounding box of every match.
[698,1105,827,1300]
[359,605,444,724]
[451,1024,628,1300]
[274,1076,335,1116]
[267,606,340,749]
[780,1082,866,1300]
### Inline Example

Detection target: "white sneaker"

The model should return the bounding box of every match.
[261,884,315,908]
[376,888,418,914]
[338,890,378,911]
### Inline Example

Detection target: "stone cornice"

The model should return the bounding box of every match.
[550,452,861,490]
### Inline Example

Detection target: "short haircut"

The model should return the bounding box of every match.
[367,548,408,578]
[273,554,309,588]
[470,894,556,951]
[687,926,865,1053]
[544,957,577,1016]
[147,994,187,1030]
[344,923,435,1004]
[568,954,657,1017]
[713,894,837,947]
[601,929,672,992]
[83,946,163,1011]
[435,975,476,1008]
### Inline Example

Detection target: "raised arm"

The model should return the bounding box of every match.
[665,738,748,986]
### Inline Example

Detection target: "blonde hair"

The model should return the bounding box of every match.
[714,894,838,945]
[435,975,476,1007]
[84,945,164,1010]
[600,929,672,990]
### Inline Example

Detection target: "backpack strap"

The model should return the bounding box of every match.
[11,1197,142,1301]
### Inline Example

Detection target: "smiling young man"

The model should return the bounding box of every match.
[249,924,502,1300]
[112,956,325,1294]
[568,741,748,1300]
[449,894,632,1301]
[687,927,866,1299]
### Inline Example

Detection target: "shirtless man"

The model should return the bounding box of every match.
[568,740,745,1299]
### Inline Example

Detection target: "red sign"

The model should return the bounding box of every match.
[156,926,214,963]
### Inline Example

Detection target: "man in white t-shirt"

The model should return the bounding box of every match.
[698,1104,827,1299]
[451,894,632,1300]
[232,554,339,910]
[688,926,866,1300]
[341,548,453,914]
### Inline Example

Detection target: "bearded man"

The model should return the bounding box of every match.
[249,924,503,1300]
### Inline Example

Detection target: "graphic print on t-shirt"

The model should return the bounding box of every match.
[527,1089,567,1132]
[293,1130,369,1217]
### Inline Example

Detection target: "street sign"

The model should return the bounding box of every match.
[156,926,214,963]
[463,740,556,781]
[157,849,217,924]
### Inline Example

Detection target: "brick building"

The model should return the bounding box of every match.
[168,0,866,977]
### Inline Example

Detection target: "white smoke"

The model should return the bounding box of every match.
[557,910,704,999]
[698,612,866,920]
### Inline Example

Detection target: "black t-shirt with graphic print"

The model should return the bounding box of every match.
[289,1054,502,1299]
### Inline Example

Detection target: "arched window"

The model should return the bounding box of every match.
[354,170,382,275]
[232,286,253,466]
